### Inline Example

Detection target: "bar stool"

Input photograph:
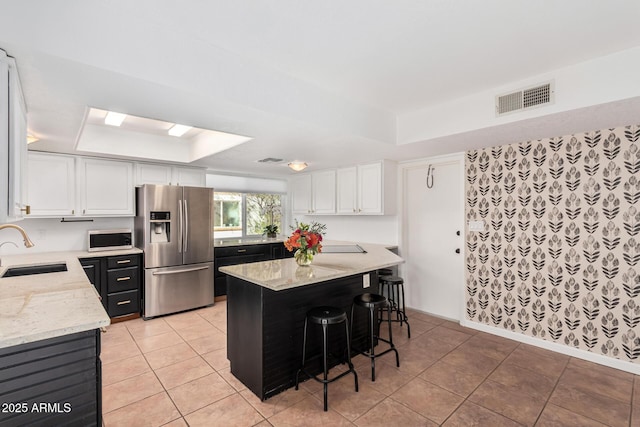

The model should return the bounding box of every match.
[350,293,400,381]
[295,306,359,411]
[378,275,411,338]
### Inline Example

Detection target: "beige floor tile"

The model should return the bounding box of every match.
[488,362,557,401]
[201,347,231,371]
[419,360,485,397]
[558,361,633,403]
[469,379,546,426]
[549,382,630,427]
[144,342,199,370]
[352,358,415,396]
[391,378,464,424]
[536,404,608,427]
[155,356,214,389]
[219,366,248,392]
[505,346,568,380]
[442,401,520,427]
[268,395,354,427]
[354,397,436,427]
[184,393,264,427]
[102,371,164,413]
[240,387,310,418]
[126,318,173,340]
[168,372,235,415]
[394,344,438,376]
[101,339,142,365]
[101,327,135,347]
[175,323,219,341]
[441,346,501,377]
[186,330,227,354]
[102,354,151,386]
[136,330,185,353]
[426,325,473,345]
[404,309,445,326]
[165,312,211,331]
[458,334,519,361]
[314,379,384,421]
[160,418,188,427]
[103,392,180,427]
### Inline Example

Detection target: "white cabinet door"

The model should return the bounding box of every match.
[336,167,357,214]
[311,170,336,214]
[290,174,312,214]
[0,51,28,223]
[79,158,134,216]
[136,163,172,186]
[358,162,383,214]
[27,153,76,216]
[173,167,206,187]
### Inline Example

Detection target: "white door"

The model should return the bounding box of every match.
[402,156,464,320]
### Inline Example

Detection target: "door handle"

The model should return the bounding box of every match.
[152,265,210,275]
[184,199,189,252]
[116,259,131,264]
[116,276,131,281]
[178,200,183,253]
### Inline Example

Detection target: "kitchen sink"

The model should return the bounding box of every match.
[2,262,68,278]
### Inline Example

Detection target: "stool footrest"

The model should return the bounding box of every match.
[297,364,357,385]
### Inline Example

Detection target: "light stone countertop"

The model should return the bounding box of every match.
[0,248,141,349]
[214,237,287,247]
[218,241,403,291]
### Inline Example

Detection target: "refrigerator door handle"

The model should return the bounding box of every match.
[152,265,210,275]
[178,200,183,253]
[184,199,189,252]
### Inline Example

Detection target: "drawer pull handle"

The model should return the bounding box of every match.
[237,249,247,253]
[116,260,131,264]
[117,300,131,305]
[116,276,131,281]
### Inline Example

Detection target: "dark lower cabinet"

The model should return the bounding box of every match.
[80,254,142,319]
[214,242,292,297]
[0,329,102,427]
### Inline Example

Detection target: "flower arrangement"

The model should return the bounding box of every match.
[284,220,327,266]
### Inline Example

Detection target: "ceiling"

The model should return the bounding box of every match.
[1,1,640,177]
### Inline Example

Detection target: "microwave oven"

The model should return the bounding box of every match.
[88,229,133,252]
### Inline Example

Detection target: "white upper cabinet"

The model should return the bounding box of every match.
[311,170,336,214]
[290,174,312,214]
[291,171,336,215]
[27,152,76,217]
[336,167,357,214]
[172,167,206,187]
[135,163,173,186]
[0,50,28,223]
[336,160,397,215]
[135,163,206,187]
[78,158,134,216]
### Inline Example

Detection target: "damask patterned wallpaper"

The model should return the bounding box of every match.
[465,124,640,363]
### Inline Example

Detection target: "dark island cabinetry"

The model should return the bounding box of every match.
[80,253,142,320]
[0,329,102,426]
[214,242,293,297]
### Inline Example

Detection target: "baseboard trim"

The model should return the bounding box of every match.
[460,318,640,375]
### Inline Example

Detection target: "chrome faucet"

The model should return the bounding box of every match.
[0,224,35,248]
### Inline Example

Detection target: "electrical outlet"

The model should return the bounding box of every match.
[468,220,485,232]
[363,274,370,288]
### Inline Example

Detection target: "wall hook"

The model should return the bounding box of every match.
[426,164,434,188]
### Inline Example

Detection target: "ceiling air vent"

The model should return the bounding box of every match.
[257,157,284,164]
[496,81,554,116]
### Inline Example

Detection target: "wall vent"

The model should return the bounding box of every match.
[257,157,284,163]
[496,81,554,116]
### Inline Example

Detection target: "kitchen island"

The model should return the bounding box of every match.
[0,250,133,426]
[219,242,403,400]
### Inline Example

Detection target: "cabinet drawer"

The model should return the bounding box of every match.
[215,245,270,258]
[107,290,140,317]
[107,266,139,293]
[107,254,139,269]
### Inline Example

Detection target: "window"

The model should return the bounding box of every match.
[214,192,283,239]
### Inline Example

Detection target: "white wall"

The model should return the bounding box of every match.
[292,214,398,245]
[398,46,640,145]
[0,217,133,256]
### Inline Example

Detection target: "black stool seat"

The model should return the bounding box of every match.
[351,293,400,381]
[307,306,347,325]
[295,306,358,411]
[378,275,411,338]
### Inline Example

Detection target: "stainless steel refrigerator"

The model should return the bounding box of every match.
[135,184,214,318]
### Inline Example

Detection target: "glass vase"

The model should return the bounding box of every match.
[294,249,313,266]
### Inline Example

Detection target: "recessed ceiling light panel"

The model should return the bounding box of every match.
[104,111,127,126]
[168,124,192,137]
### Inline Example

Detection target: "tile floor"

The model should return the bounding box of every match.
[101,302,640,426]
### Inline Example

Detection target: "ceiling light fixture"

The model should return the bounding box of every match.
[288,162,308,172]
[168,124,192,137]
[104,111,127,126]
